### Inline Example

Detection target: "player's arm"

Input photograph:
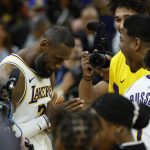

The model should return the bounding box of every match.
[20,99,79,138]
[79,80,108,106]
[12,114,50,138]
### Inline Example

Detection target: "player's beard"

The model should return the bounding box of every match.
[34,53,53,78]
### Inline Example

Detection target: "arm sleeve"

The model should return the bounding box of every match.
[12,114,50,138]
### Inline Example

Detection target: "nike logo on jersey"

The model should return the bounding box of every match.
[37,124,42,130]
[120,79,125,83]
[29,77,35,83]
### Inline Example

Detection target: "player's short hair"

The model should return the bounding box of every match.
[53,109,99,150]
[109,0,149,14]
[124,14,150,42]
[43,26,75,48]
[91,93,150,129]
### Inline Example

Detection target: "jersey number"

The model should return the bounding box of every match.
[38,104,46,115]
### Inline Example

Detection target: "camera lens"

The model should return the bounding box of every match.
[89,52,108,68]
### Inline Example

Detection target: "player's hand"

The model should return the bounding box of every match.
[62,98,84,112]
[81,51,93,79]
[46,98,84,121]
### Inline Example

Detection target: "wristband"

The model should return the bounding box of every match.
[12,114,51,138]
[82,74,92,81]
[43,114,51,128]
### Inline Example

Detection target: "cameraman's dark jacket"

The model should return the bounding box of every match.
[0,130,21,150]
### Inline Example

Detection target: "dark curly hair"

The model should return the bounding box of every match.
[124,14,150,42]
[91,93,150,130]
[53,109,99,150]
[109,0,150,14]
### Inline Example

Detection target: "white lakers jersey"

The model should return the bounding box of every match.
[124,75,150,150]
[0,54,54,150]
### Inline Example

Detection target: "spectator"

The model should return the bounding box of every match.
[53,109,99,150]
[0,22,18,62]
[0,0,25,28]
[46,0,80,25]
[78,6,99,53]
[90,93,150,150]
[55,35,83,99]
[23,14,51,48]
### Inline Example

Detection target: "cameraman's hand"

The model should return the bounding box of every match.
[93,54,111,81]
[81,51,93,79]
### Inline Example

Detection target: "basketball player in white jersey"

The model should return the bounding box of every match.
[0,26,84,150]
[119,15,150,149]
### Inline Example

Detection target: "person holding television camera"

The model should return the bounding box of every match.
[78,20,111,107]
[79,5,150,150]
[79,0,150,106]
